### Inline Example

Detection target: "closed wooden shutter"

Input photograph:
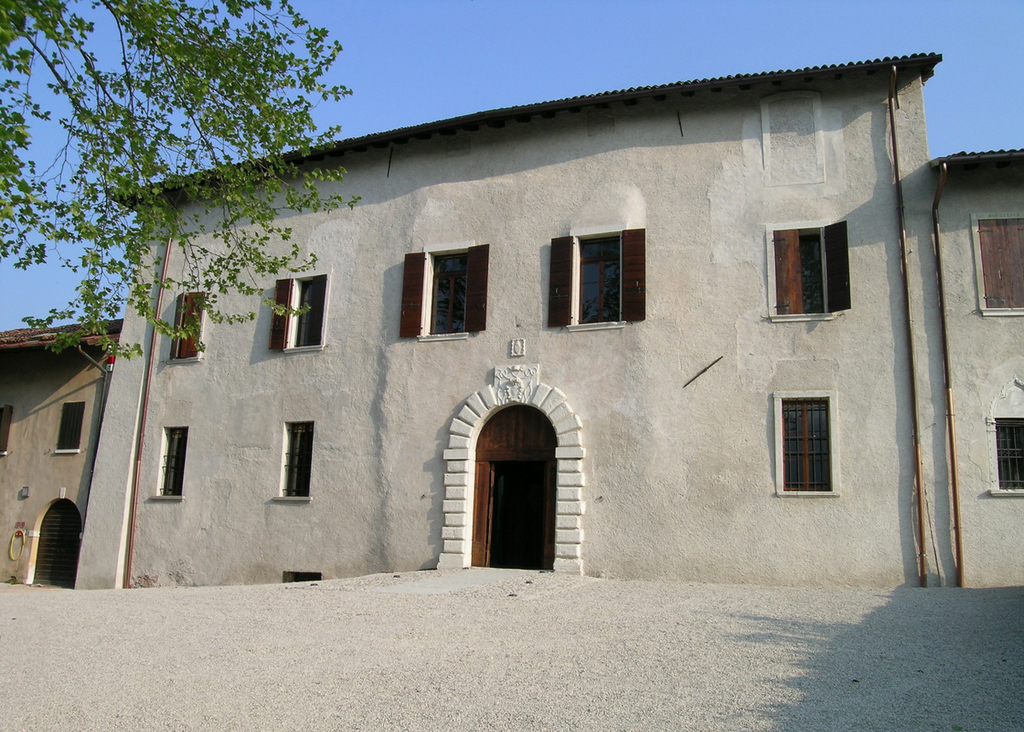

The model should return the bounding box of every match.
[621,228,646,322]
[979,219,1024,308]
[824,221,851,312]
[464,244,489,333]
[172,292,202,359]
[33,499,81,588]
[400,252,426,337]
[57,401,85,450]
[269,278,292,349]
[305,275,328,346]
[548,237,573,327]
[773,229,802,315]
[0,404,12,452]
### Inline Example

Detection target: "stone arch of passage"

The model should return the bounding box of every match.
[31,498,82,588]
[436,366,585,574]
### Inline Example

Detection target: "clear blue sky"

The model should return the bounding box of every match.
[2,0,1022,331]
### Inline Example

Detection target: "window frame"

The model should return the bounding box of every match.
[400,242,489,340]
[765,221,850,322]
[0,403,12,456]
[158,426,188,498]
[169,291,205,361]
[971,214,1024,316]
[280,421,315,499]
[987,378,1024,497]
[772,391,840,497]
[55,401,86,454]
[269,274,330,352]
[549,227,646,331]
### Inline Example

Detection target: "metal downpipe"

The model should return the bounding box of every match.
[931,161,966,586]
[889,65,929,587]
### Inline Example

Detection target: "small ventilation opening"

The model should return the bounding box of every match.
[283,571,322,583]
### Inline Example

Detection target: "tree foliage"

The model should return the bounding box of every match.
[0,0,353,353]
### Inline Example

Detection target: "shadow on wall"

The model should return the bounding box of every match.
[727,586,1024,731]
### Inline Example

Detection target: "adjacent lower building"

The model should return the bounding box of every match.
[66,53,1023,590]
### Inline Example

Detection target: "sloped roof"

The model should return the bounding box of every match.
[932,149,1024,167]
[289,53,941,164]
[0,319,123,353]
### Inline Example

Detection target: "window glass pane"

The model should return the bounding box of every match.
[799,232,824,314]
[432,255,468,333]
[284,422,314,497]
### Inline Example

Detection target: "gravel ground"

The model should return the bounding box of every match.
[1,570,1022,732]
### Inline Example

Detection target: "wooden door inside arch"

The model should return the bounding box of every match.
[472,405,556,570]
[34,499,82,588]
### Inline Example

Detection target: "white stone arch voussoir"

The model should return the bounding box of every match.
[436,364,585,574]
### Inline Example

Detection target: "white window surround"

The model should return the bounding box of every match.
[772,390,841,497]
[987,377,1024,496]
[149,495,183,502]
[436,366,586,575]
[970,214,1024,317]
[760,92,826,187]
[271,496,312,503]
[53,449,81,455]
[562,224,628,328]
[764,221,839,323]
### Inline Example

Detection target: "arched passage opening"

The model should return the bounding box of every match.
[34,499,82,588]
[473,405,556,569]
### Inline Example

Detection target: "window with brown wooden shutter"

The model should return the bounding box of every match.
[772,221,849,316]
[269,278,293,349]
[400,252,426,337]
[978,218,1024,309]
[0,404,12,454]
[548,236,573,328]
[56,401,86,451]
[171,292,203,359]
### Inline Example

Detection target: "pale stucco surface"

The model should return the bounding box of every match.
[0,346,107,584]
[75,63,1019,590]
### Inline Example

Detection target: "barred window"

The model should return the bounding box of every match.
[283,422,314,497]
[995,419,1024,491]
[782,399,831,492]
[161,427,188,496]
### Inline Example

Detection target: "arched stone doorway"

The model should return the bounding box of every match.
[437,365,586,574]
[34,499,82,588]
[473,405,556,569]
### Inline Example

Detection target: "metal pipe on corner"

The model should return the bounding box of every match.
[930,161,966,587]
[888,65,929,587]
[121,239,173,589]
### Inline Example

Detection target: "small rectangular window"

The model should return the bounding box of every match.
[283,422,314,497]
[161,427,188,496]
[782,399,832,492]
[399,245,489,337]
[579,237,621,324]
[0,404,13,454]
[56,402,86,451]
[269,275,327,350]
[977,218,1024,310]
[995,419,1024,491]
[771,221,850,317]
[171,292,204,359]
[431,254,468,334]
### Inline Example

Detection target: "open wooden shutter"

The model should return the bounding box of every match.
[305,275,328,346]
[400,252,427,337]
[0,404,12,453]
[269,279,292,350]
[773,229,802,315]
[464,244,489,333]
[979,219,1024,308]
[173,292,201,359]
[548,237,573,327]
[824,221,851,312]
[621,228,646,322]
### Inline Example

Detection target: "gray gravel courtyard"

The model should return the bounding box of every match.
[1,569,1022,731]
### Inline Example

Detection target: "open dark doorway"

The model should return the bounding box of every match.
[473,405,556,570]
[34,499,82,588]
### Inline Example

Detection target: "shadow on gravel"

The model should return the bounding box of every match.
[730,587,1024,732]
